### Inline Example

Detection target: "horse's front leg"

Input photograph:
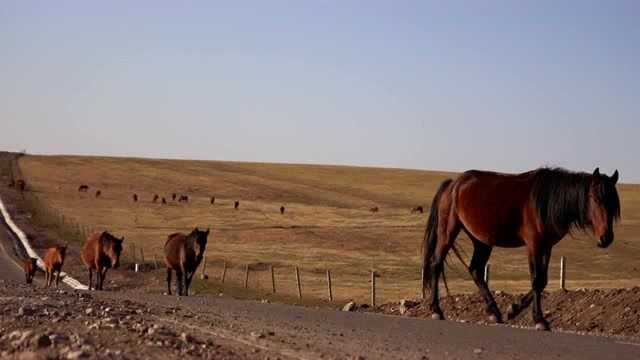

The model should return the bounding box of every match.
[100,268,109,290]
[166,268,173,295]
[88,268,93,291]
[55,270,61,289]
[176,271,184,296]
[184,272,195,296]
[529,247,551,331]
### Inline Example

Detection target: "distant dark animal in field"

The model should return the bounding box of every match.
[162,197,167,205]
[164,228,209,296]
[411,206,424,214]
[133,194,138,202]
[43,246,67,288]
[16,179,26,192]
[280,206,285,215]
[153,194,159,203]
[369,206,379,213]
[179,195,189,203]
[78,185,89,192]
[23,257,38,284]
[81,231,124,291]
[210,196,215,205]
[95,190,101,198]
[422,167,620,331]
[8,179,15,188]
[172,193,177,201]
[234,201,240,210]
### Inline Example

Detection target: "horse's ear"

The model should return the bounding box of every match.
[120,236,125,242]
[206,228,210,235]
[612,170,619,184]
[593,167,600,177]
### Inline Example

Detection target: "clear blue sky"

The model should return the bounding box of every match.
[1,1,638,181]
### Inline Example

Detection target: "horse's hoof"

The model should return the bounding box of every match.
[535,322,550,331]
[431,313,443,320]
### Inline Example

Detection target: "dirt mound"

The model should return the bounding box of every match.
[374,287,640,338]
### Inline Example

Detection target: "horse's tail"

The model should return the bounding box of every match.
[421,178,453,299]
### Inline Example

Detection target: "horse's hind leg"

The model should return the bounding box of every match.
[55,270,60,289]
[166,268,173,295]
[176,271,184,296]
[468,238,503,323]
[429,226,460,320]
[88,268,93,291]
[507,290,533,320]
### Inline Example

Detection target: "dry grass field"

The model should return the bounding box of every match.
[15,154,640,303]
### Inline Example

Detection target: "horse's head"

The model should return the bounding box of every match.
[588,168,620,248]
[104,233,124,269]
[192,227,210,257]
[56,246,67,264]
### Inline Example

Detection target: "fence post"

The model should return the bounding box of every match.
[244,265,250,288]
[371,271,376,308]
[221,261,227,283]
[270,265,276,293]
[326,269,333,301]
[295,266,302,299]
[484,263,490,286]
[560,256,566,290]
[153,254,159,269]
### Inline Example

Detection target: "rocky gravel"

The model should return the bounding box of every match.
[0,281,269,359]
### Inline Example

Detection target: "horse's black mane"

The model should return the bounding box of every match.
[531,167,620,235]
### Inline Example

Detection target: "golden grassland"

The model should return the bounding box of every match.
[17,154,640,303]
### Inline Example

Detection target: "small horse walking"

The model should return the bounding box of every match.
[43,246,67,288]
[81,231,124,290]
[164,228,209,296]
[23,257,38,284]
[421,167,620,331]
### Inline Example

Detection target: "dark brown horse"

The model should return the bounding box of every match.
[280,206,285,215]
[172,193,177,201]
[369,206,379,213]
[164,228,209,296]
[78,185,89,192]
[133,194,138,202]
[23,257,38,284]
[43,246,67,288]
[411,206,424,214]
[8,179,15,188]
[162,197,167,205]
[95,190,101,198]
[421,167,620,330]
[153,194,159,203]
[234,201,239,209]
[210,196,215,205]
[81,231,124,290]
[179,195,189,203]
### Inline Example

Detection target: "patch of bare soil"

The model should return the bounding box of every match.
[373,287,640,338]
[0,280,268,359]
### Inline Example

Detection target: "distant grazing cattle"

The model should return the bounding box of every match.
[172,193,177,201]
[16,179,26,192]
[43,246,67,288]
[95,190,101,198]
[234,201,240,210]
[280,206,285,215]
[153,194,159,203]
[23,257,38,284]
[133,194,138,202]
[78,185,89,192]
[162,197,167,205]
[210,196,215,205]
[370,206,379,213]
[179,195,189,203]
[411,206,424,214]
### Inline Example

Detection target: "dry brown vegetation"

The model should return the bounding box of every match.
[16,154,640,304]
